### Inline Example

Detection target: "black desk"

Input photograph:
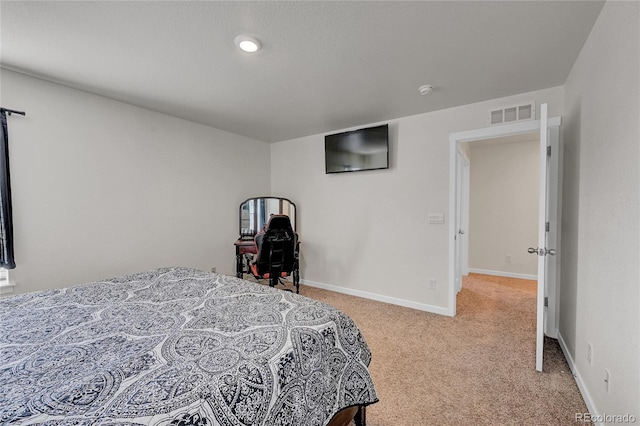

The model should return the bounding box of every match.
[234,238,257,278]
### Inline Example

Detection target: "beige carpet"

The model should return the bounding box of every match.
[295,273,587,425]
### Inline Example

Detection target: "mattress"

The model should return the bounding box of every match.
[0,267,377,425]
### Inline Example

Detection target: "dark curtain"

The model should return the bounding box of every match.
[0,109,16,269]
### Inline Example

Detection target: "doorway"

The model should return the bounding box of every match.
[448,114,562,370]
[465,132,540,282]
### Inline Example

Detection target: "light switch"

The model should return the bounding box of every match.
[428,213,445,224]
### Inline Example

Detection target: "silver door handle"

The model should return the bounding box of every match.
[528,247,557,256]
[458,229,465,235]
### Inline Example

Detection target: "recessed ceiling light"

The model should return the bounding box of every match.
[418,84,435,95]
[235,35,262,53]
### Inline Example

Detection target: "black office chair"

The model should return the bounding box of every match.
[247,214,300,293]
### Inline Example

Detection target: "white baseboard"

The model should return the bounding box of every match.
[301,279,452,317]
[468,268,537,281]
[0,269,14,295]
[557,332,601,425]
[0,281,15,295]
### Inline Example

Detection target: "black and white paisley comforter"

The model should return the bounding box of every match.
[0,267,377,425]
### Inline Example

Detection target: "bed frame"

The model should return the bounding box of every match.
[328,406,367,426]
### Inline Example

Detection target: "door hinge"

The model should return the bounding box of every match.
[544,296,548,307]
[547,146,551,157]
[545,221,550,232]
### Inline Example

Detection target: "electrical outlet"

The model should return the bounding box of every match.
[604,368,611,393]
[587,343,592,365]
[428,279,437,291]
[505,254,512,263]
[211,267,217,273]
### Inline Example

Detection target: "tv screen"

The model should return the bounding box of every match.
[325,124,389,174]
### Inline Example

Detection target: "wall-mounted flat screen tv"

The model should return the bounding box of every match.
[325,124,389,174]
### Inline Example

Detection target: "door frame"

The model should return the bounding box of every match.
[447,117,561,317]
[454,148,470,294]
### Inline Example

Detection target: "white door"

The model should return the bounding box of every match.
[532,103,557,372]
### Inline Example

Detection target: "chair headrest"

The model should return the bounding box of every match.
[265,214,293,231]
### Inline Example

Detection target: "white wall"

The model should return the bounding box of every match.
[561,1,639,419]
[468,140,539,277]
[271,87,563,313]
[1,69,270,294]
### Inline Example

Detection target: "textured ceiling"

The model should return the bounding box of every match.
[0,1,604,143]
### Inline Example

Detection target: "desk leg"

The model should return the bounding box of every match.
[235,250,243,278]
[293,244,300,293]
[293,268,300,294]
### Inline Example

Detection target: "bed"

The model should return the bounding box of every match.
[0,267,377,425]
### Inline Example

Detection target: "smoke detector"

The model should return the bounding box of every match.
[418,84,434,95]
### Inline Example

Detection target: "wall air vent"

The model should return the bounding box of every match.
[489,102,535,126]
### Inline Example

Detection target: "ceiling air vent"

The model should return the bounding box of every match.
[489,102,535,126]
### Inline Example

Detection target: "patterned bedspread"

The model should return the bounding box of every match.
[0,267,377,425]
